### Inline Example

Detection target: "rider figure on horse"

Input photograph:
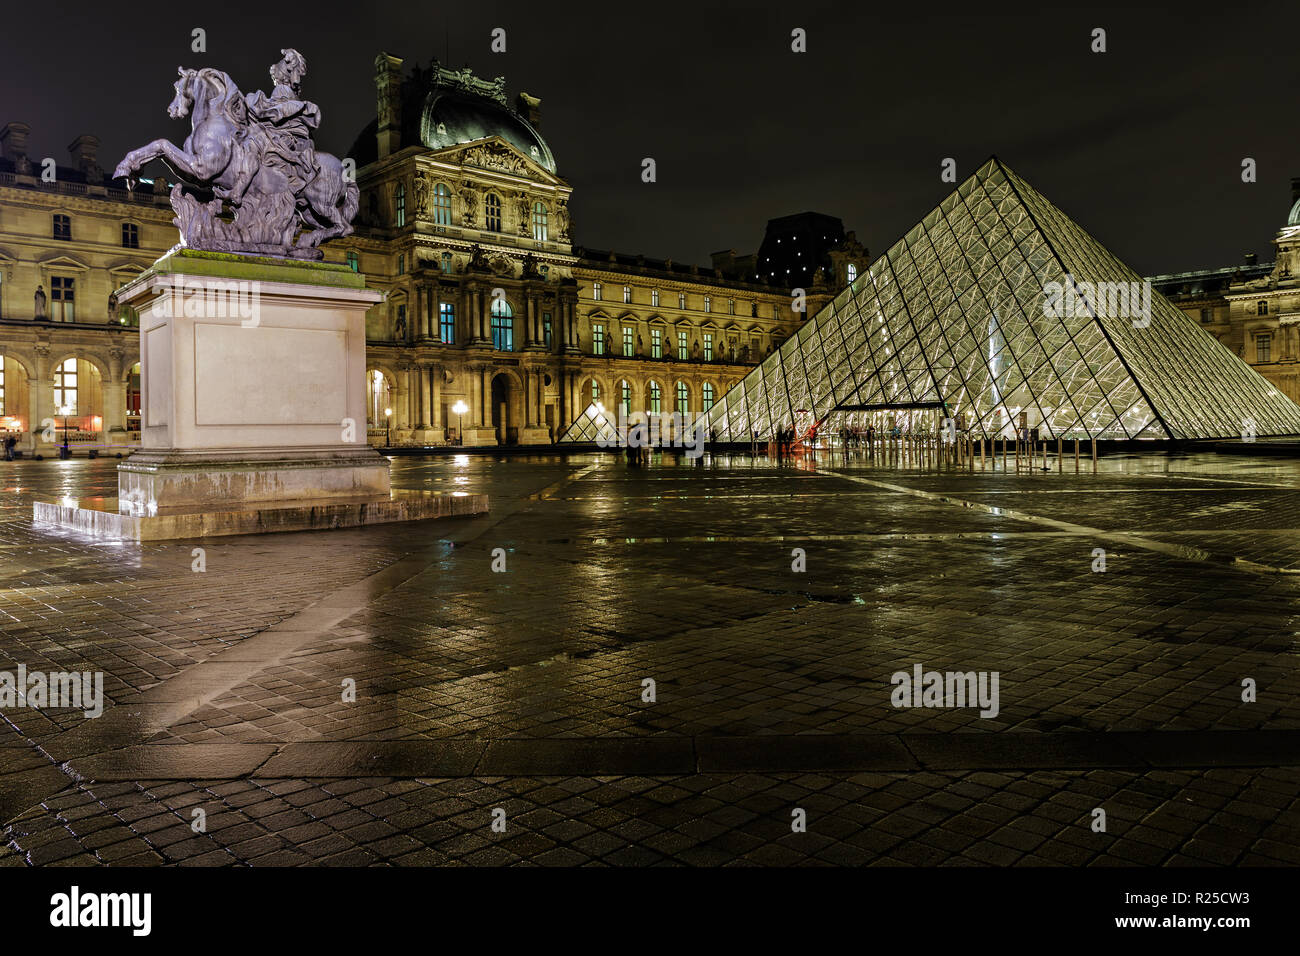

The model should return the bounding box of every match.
[239,49,320,198]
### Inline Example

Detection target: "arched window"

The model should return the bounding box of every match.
[847,263,858,282]
[491,297,513,351]
[395,183,406,227]
[647,380,662,414]
[702,382,715,412]
[532,202,548,241]
[54,357,78,414]
[619,380,631,416]
[368,369,391,426]
[675,381,689,413]
[433,183,452,225]
[485,193,502,232]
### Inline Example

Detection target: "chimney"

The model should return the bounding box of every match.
[375,53,404,159]
[517,92,542,128]
[711,249,737,273]
[68,134,104,182]
[1245,252,1258,266]
[0,122,31,161]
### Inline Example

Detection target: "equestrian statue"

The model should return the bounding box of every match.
[114,49,357,259]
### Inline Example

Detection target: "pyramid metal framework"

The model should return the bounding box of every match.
[558,402,621,444]
[705,158,1300,441]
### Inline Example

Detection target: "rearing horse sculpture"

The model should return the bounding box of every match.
[114,56,357,259]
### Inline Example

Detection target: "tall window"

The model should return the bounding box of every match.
[592,282,602,301]
[623,286,632,304]
[591,380,600,403]
[728,298,735,315]
[1257,300,1269,316]
[675,380,689,413]
[702,382,715,412]
[51,277,75,322]
[397,254,405,276]
[647,380,661,414]
[433,183,452,225]
[54,357,77,413]
[678,292,686,309]
[53,215,71,241]
[677,330,688,360]
[121,223,139,248]
[441,251,453,274]
[532,202,548,241]
[651,328,662,359]
[620,380,631,416]
[703,332,713,361]
[652,289,660,307]
[369,369,389,426]
[395,183,406,227]
[1257,333,1272,363]
[346,251,359,272]
[491,297,514,351]
[704,296,711,313]
[440,302,455,344]
[543,313,552,348]
[485,193,502,232]
[592,323,606,355]
[623,326,635,356]
[847,263,858,282]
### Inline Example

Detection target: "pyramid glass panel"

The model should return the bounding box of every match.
[707,158,1300,441]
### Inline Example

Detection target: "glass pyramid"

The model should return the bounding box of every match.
[706,158,1300,441]
[558,402,621,444]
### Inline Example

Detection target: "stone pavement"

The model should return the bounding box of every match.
[1,449,1298,865]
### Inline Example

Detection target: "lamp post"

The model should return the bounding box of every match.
[384,407,392,448]
[58,404,71,460]
[452,400,469,445]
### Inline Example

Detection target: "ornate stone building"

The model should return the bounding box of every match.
[0,56,865,453]
[1153,178,1300,405]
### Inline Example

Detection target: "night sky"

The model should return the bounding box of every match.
[3,0,1296,276]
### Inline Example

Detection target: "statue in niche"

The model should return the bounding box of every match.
[413,172,430,219]
[34,284,47,319]
[459,183,478,228]
[555,200,571,241]
[394,309,406,340]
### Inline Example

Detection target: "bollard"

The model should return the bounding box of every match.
[1002,437,1007,471]
[1091,437,1097,474]
[1074,438,1079,474]
[1057,438,1062,473]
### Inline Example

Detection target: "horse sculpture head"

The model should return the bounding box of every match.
[168,67,196,120]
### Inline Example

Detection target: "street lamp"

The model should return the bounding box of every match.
[58,404,71,460]
[384,407,392,447]
[452,400,469,445]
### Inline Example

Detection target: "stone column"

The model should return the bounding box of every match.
[31,346,53,454]
[420,364,433,431]
[430,364,442,437]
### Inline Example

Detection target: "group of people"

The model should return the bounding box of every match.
[2,435,17,460]
[837,424,878,449]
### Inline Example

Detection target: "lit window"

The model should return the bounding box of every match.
[678,292,686,309]
[703,332,713,361]
[704,296,711,313]
[623,326,635,356]
[677,330,688,360]
[397,254,405,275]
[433,184,452,225]
[543,313,553,348]
[652,289,660,307]
[728,298,735,315]
[620,380,631,415]
[1257,333,1272,363]
[440,302,455,343]
[54,357,77,413]
[51,276,75,322]
[441,252,453,274]
[121,223,139,248]
[702,382,715,412]
[485,193,502,232]
[593,282,602,301]
[847,263,858,282]
[651,328,662,359]
[591,380,600,402]
[593,323,606,356]
[648,380,661,414]
[346,251,359,272]
[368,369,389,426]
[395,183,406,227]
[532,202,548,241]
[675,380,689,413]
[491,297,513,351]
[623,286,632,304]
[53,215,71,241]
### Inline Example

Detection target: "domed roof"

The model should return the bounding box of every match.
[1289,196,1300,227]
[421,87,556,174]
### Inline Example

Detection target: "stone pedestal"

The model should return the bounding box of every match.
[34,249,487,539]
